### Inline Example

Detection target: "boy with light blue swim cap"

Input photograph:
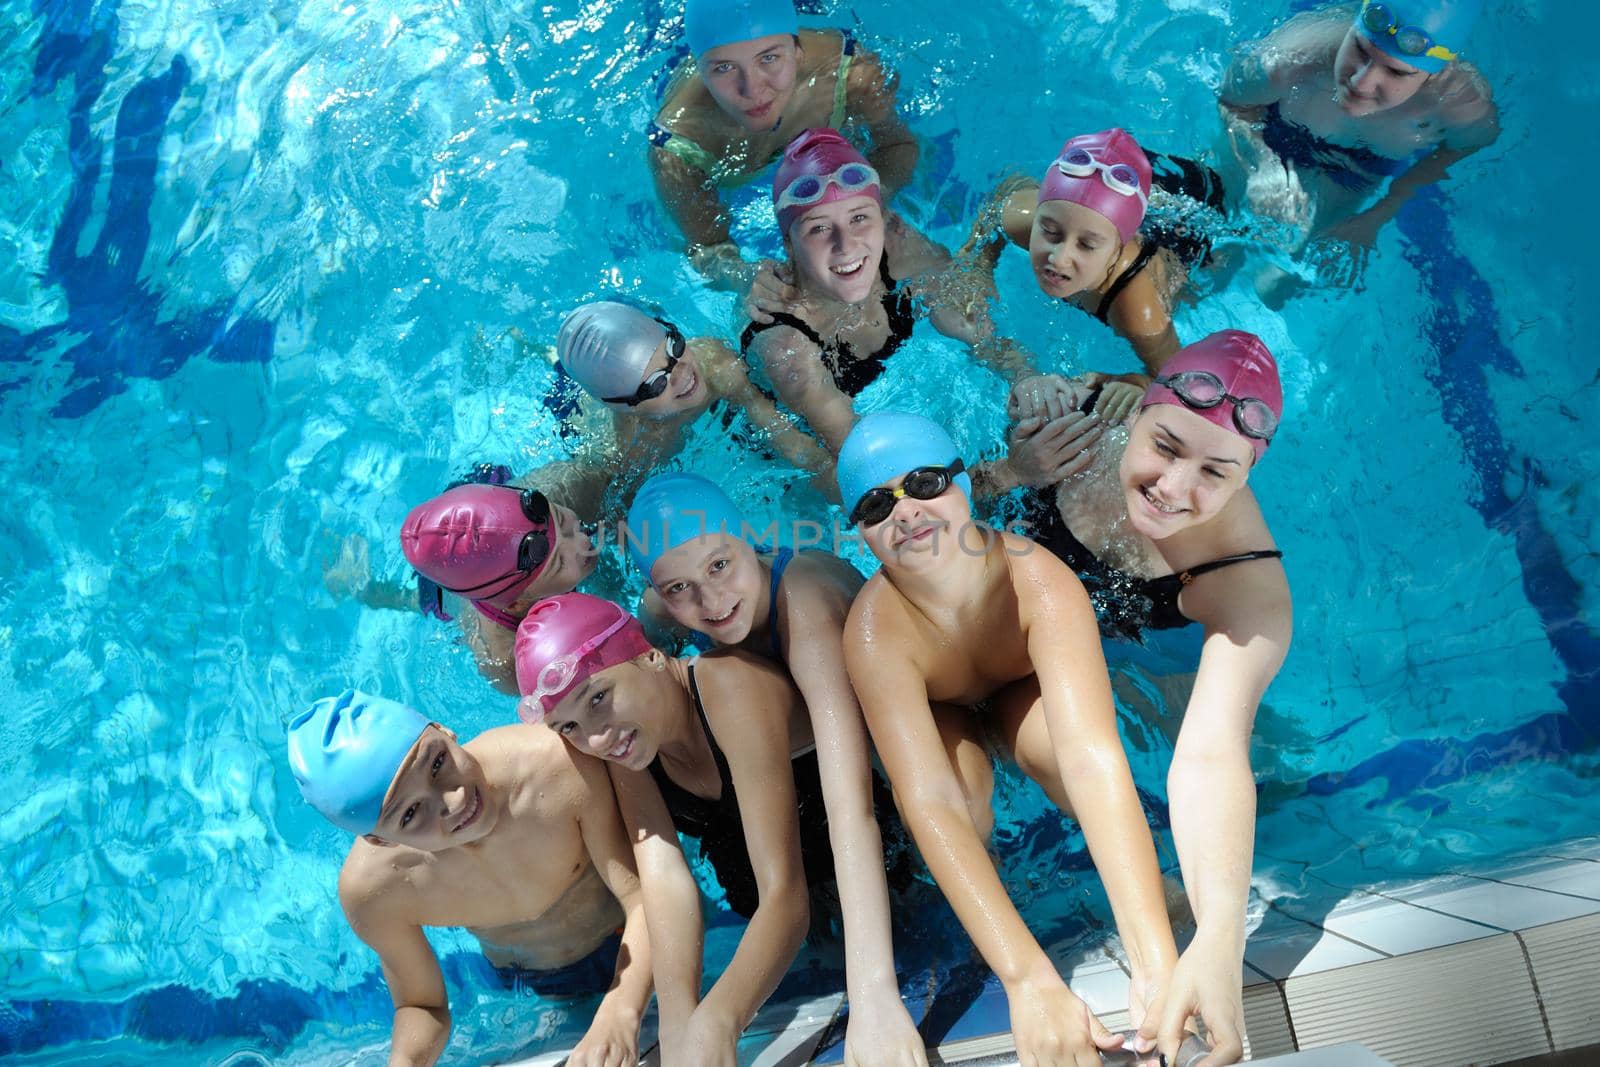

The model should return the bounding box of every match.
[837,412,972,520]
[555,300,836,495]
[288,689,431,835]
[285,688,664,1066]
[1220,0,1498,255]
[837,413,1184,1066]
[647,0,917,293]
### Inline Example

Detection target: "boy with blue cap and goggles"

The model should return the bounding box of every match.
[286,689,673,1067]
[1220,1,1498,254]
[646,0,918,293]
[836,412,1183,1067]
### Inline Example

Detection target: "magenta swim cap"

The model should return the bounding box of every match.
[772,128,881,236]
[1141,330,1283,461]
[400,484,556,610]
[1038,129,1152,243]
[513,593,654,723]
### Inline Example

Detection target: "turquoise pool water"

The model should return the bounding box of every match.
[2,0,1597,1062]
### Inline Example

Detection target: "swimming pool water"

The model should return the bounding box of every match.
[3,0,1597,1061]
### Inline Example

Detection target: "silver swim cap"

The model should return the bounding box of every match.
[557,301,667,403]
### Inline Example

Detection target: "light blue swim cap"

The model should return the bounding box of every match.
[627,472,753,583]
[838,412,972,518]
[287,689,432,837]
[684,0,799,59]
[1354,0,1480,74]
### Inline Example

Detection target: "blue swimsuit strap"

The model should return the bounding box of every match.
[765,546,796,658]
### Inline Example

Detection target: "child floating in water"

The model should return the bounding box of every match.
[399,472,604,695]
[286,689,658,1067]
[963,128,1225,374]
[649,0,918,291]
[837,412,1179,1066]
[1221,1,1497,257]
[556,301,836,497]
[740,128,1034,455]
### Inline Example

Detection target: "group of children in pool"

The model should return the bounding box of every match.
[289,1,1498,1064]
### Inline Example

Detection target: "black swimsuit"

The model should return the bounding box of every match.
[1016,489,1281,642]
[648,663,838,918]
[739,256,916,397]
[1090,153,1227,324]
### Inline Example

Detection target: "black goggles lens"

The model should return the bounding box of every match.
[520,487,551,526]
[1156,372,1278,442]
[850,460,965,526]
[603,319,686,406]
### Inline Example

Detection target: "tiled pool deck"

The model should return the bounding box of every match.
[504,835,1600,1066]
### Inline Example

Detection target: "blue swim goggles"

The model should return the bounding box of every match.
[775,162,881,216]
[1358,1,1459,63]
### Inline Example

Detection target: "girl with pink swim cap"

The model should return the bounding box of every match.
[1007,329,1293,1066]
[511,592,837,1067]
[739,127,1039,457]
[394,463,609,695]
[962,128,1221,376]
[647,0,918,293]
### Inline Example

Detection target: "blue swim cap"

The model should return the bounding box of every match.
[684,0,799,59]
[627,472,753,583]
[287,689,432,836]
[838,412,972,518]
[1354,0,1479,74]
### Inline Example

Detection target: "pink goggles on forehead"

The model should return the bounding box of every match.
[516,613,652,725]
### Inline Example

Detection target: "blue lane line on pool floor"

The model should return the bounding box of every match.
[0,0,275,418]
[1308,188,1600,805]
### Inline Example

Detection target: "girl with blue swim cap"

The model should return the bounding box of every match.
[626,471,929,1064]
[647,0,918,292]
[285,689,662,1067]
[836,412,1181,1067]
[1221,1,1498,265]
[556,299,837,497]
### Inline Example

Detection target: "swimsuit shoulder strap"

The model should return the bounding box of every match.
[877,254,917,343]
[830,29,857,129]
[1172,549,1284,584]
[741,311,830,355]
[472,600,522,631]
[1095,240,1160,324]
[765,546,795,658]
[685,662,737,795]
[646,121,719,174]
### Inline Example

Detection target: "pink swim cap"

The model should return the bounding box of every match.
[1037,129,1152,243]
[1141,330,1283,461]
[514,593,655,722]
[400,484,556,610]
[773,128,881,236]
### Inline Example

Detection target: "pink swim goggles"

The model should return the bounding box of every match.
[1054,147,1148,208]
[774,162,881,217]
[516,613,632,724]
